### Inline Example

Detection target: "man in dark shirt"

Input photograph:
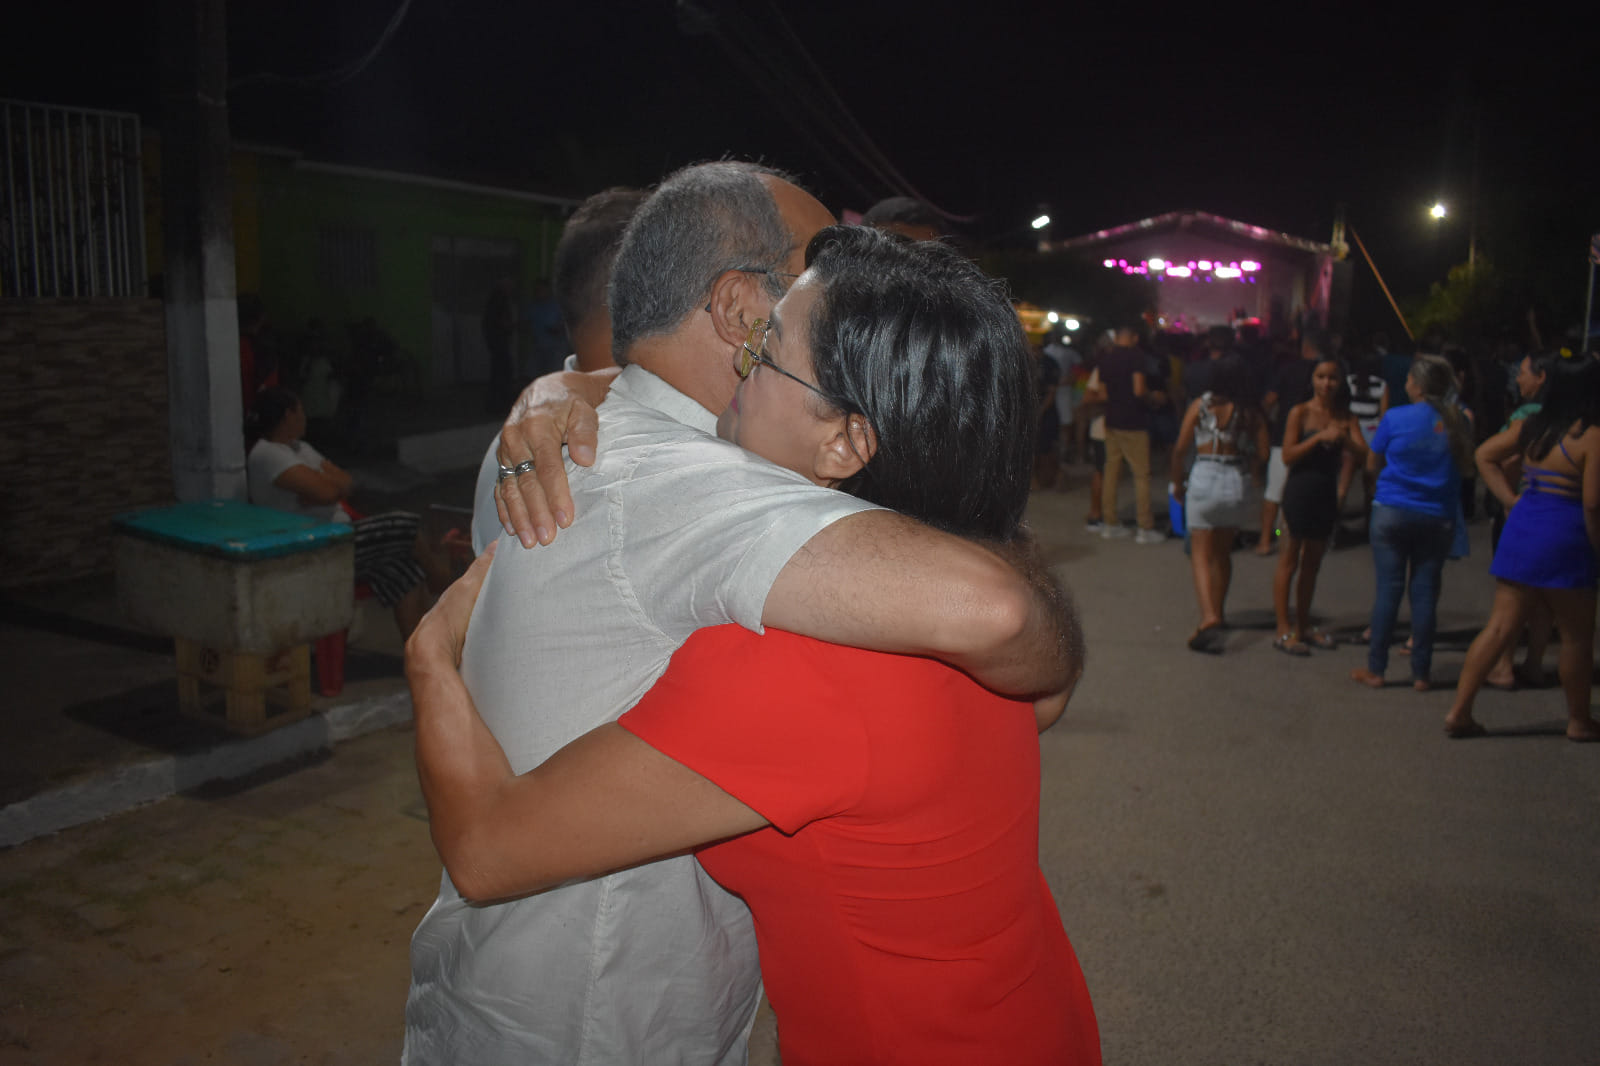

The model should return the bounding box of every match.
[1098,323,1165,543]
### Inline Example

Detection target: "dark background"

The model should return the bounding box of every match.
[7,0,1596,336]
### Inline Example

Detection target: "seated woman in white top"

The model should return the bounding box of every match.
[246,387,446,636]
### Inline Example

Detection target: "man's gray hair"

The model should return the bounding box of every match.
[608,161,796,362]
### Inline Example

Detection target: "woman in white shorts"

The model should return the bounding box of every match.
[1171,355,1269,653]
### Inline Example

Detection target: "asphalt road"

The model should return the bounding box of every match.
[3,475,1597,1065]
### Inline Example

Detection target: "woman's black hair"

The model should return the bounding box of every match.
[1519,354,1600,462]
[801,224,1033,540]
[1208,353,1245,403]
[246,386,300,440]
[1521,350,1560,403]
[1205,354,1260,434]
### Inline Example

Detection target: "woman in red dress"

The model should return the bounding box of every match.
[408,226,1099,1064]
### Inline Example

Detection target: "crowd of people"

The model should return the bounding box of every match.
[1040,318,1599,743]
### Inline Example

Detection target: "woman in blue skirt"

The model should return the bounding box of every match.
[1445,355,1600,741]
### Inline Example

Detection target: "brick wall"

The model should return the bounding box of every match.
[0,301,173,588]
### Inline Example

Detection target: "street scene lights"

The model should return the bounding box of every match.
[1430,202,1447,220]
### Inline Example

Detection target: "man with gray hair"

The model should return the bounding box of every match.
[406,161,1079,1064]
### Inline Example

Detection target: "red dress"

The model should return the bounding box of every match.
[620,626,1100,1066]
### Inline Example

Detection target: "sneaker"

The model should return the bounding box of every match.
[1084,517,1104,531]
[1134,527,1166,545]
[1100,524,1131,539]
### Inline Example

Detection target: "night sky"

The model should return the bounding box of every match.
[8,0,1596,325]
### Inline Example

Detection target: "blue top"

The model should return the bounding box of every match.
[114,499,352,561]
[1371,402,1462,518]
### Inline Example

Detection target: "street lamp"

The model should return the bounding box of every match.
[1429,200,1476,276]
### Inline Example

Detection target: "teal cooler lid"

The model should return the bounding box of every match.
[113,500,354,561]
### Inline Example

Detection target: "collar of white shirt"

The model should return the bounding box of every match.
[609,364,719,436]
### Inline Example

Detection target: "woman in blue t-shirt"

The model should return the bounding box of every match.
[1351,356,1476,690]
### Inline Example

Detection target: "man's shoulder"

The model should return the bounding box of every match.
[591,401,815,490]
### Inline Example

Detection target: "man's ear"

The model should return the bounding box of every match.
[705,270,762,348]
[816,413,877,484]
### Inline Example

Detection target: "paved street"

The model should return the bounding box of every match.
[3,473,1598,1065]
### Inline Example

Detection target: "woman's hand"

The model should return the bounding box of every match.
[494,368,619,548]
[406,541,495,675]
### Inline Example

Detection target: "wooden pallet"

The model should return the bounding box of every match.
[174,638,311,735]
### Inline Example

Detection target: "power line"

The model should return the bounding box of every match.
[230,0,414,92]
[759,1,977,223]
[685,0,973,221]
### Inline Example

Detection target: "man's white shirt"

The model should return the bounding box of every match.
[406,364,878,1065]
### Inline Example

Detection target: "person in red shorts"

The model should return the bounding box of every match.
[407,225,1099,1065]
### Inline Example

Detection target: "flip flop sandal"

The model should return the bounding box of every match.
[1187,625,1226,655]
[1305,629,1338,650]
[1273,633,1311,657]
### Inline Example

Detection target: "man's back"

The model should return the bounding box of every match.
[1098,345,1149,431]
[406,366,874,1065]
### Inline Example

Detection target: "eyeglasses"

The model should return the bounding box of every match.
[733,266,800,284]
[738,319,836,405]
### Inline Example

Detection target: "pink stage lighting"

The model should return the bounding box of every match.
[1165,266,1192,277]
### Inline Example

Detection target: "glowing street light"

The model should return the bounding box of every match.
[1031,214,1051,230]
[1063,318,1080,330]
[1430,202,1447,220]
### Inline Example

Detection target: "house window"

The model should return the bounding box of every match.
[317,226,377,290]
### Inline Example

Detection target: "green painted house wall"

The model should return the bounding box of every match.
[253,159,570,382]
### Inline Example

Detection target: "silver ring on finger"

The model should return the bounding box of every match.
[512,459,537,476]
[496,464,517,481]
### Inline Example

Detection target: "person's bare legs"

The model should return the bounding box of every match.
[1446,581,1531,735]
[1087,466,1104,523]
[1486,644,1519,688]
[1189,529,1225,629]
[1484,595,1549,688]
[1257,500,1279,556]
[1336,450,1356,516]
[1273,535,1303,639]
[1543,587,1599,741]
[1521,599,1554,685]
[1213,527,1235,623]
[1293,537,1329,639]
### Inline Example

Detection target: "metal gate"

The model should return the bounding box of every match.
[1,99,146,299]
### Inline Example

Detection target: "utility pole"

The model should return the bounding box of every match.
[160,0,245,501]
